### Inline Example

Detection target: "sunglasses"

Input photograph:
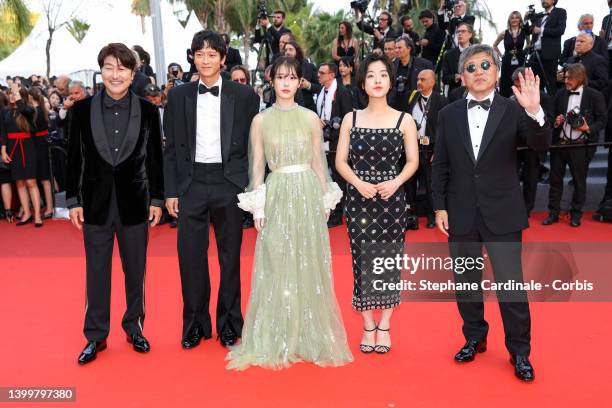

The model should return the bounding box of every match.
[233,78,247,83]
[465,60,492,73]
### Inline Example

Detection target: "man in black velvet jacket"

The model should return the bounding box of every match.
[66,43,164,365]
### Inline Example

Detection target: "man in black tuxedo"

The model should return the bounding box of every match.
[561,14,608,64]
[432,44,551,382]
[543,63,607,227]
[163,31,260,349]
[406,69,447,228]
[254,10,292,66]
[391,37,434,113]
[511,67,555,216]
[437,0,475,47]
[355,10,399,53]
[528,0,566,95]
[67,43,164,365]
[221,33,243,72]
[418,10,447,67]
[315,62,353,227]
[441,22,473,95]
[565,32,609,90]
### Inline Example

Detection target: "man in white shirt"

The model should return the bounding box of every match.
[432,44,551,382]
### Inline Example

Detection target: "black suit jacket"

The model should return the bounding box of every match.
[163,79,260,198]
[406,91,448,147]
[561,35,609,64]
[225,47,243,72]
[552,86,607,144]
[439,13,476,36]
[130,71,151,98]
[319,84,353,152]
[530,7,567,60]
[390,57,434,111]
[567,51,609,91]
[301,60,321,112]
[432,95,552,235]
[66,92,164,225]
[254,25,291,65]
[421,24,446,65]
[441,47,462,92]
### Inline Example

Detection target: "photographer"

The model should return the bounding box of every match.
[355,8,399,53]
[544,63,607,227]
[221,33,243,72]
[526,0,567,95]
[406,69,448,228]
[253,9,292,66]
[400,16,421,56]
[564,32,609,91]
[437,0,475,47]
[441,22,474,95]
[391,37,434,113]
[418,10,446,66]
[315,62,352,227]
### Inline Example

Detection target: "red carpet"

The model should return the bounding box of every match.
[0,213,610,407]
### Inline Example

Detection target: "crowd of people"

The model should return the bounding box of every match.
[1,0,612,381]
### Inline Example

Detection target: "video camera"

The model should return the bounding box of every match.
[526,4,546,24]
[350,0,370,13]
[257,0,269,20]
[443,0,458,12]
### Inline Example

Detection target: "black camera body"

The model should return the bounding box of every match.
[261,83,274,105]
[350,0,370,13]
[444,0,458,12]
[566,107,586,129]
[257,0,268,20]
[322,117,343,142]
[526,4,546,24]
[396,75,408,94]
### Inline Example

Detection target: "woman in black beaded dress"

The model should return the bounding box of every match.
[29,87,54,218]
[332,21,359,65]
[494,11,530,97]
[336,54,419,354]
[0,85,43,226]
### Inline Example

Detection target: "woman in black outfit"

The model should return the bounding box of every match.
[332,21,359,64]
[494,11,530,97]
[337,56,366,109]
[0,84,43,226]
[0,91,14,222]
[29,87,53,219]
[283,40,320,112]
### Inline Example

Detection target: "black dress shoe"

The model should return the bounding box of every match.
[327,218,342,228]
[218,325,238,348]
[406,216,419,230]
[242,218,254,229]
[77,340,107,365]
[426,215,436,229]
[127,333,151,353]
[454,339,487,362]
[570,213,582,227]
[542,213,559,226]
[182,326,204,349]
[510,354,535,382]
[169,218,178,228]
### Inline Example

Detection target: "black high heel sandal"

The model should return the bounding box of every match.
[374,327,391,354]
[16,216,32,226]
[4,209,14,223]
[360,325,377,354]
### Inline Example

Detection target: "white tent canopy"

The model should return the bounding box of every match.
[0,0,202,82]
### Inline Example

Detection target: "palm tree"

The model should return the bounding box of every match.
[226,0,258,67]
[131,0,149,34]
[0,0,31,39]
[301,9,346,65]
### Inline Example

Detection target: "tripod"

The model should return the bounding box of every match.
[525,44,553,95]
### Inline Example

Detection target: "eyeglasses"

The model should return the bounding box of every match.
[465,60,492,73]
[379,17,388,21]
[233,78,247,83]
[318,71,330,76]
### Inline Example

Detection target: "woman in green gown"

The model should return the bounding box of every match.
[226,57,353,370]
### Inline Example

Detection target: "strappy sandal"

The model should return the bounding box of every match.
[4,209,14,223]
[374,326,391,354]
[360,325,377,353]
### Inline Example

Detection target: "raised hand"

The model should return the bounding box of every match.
[511,67,541,115]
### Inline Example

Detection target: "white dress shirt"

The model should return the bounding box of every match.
[411,90,432,138]
[563,86,584,140]
[466,90,545,159]
[534,7,554,51]
[195,76,223,163]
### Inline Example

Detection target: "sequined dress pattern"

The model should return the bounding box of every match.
[346,112,408,311]
[226,105,353,370]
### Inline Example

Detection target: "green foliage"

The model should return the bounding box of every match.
[0,3,35,62]
[66,17,90,43]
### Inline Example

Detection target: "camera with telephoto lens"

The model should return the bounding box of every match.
[396,75,408,93]
[566,107,586,129]
[444,0,458,12]
[322,117,343,142]
[257,0,268,20]
[350,0,370,13]
[526,4,546,24]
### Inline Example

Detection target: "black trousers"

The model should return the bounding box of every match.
[178,163,243,340]
[326,151,345,223]
[602,147,612,204]
[83,188,148,342]
[449,210,531,356]
[518,149,540,213]
[531,52,558,96]
[548,147,589,214]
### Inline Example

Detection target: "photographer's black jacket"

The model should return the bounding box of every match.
[565,51,609,91]
[529,7,567,60]
[552,86,607,144]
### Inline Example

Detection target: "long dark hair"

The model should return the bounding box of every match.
[338,21,353,42]
[29,86,49,123]
[284,40,304,63]
[11,87,34,132]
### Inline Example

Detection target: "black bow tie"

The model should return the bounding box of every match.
[420,95,429,102]
[568,91,581,95]
[199,84,219,97]
[468,99,491,111]
[104,97,129,109]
